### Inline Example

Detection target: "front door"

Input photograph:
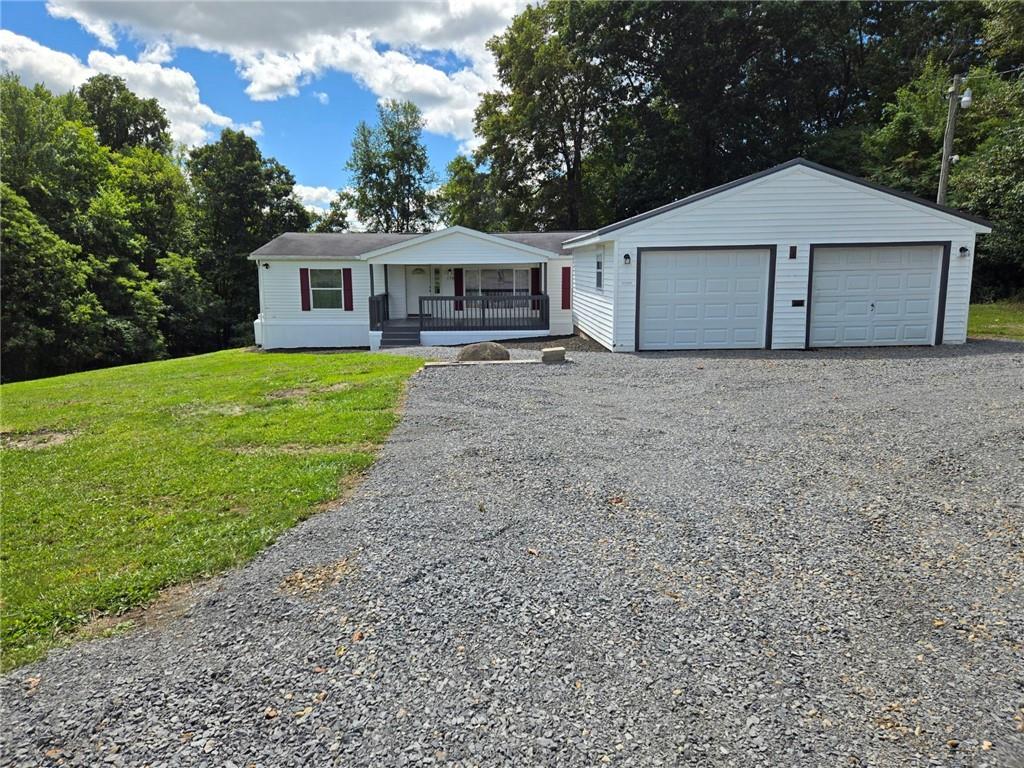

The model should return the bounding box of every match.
[405,265,431,316]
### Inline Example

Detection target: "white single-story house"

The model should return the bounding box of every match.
[251,158,991,352]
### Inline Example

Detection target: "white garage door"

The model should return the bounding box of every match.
[638,248,770,350]
[809,244,943,347]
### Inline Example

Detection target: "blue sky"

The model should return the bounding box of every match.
[0,1,515,209]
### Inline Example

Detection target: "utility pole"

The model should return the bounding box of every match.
[937,73,962,205]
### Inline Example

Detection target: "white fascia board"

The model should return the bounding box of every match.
[361,226,554,262]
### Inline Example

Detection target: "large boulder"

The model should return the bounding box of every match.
[457,341,510,362]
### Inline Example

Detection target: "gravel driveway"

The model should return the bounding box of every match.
[4,341,1023,767]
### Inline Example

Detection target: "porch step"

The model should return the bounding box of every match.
[380,326,421,348]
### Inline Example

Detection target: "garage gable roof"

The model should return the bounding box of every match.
[563,158,992,246]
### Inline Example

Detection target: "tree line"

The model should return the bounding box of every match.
[436,0,1024,300]
[1,74,311,381]
[3,1,1022,381]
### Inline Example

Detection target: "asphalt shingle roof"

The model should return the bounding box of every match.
[250,230,592,259]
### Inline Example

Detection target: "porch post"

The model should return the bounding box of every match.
[369,264,375,295]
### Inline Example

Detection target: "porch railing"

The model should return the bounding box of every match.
[369,293,389,331]
[418,294,549,332]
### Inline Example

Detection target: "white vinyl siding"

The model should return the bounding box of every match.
[572,243,615,349]
[582,166,984,351]
[257,260,370,349]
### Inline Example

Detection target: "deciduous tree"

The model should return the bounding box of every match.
[343,100,435,232]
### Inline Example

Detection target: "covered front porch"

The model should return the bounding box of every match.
[367,266,551,349]
[360,228,567,349]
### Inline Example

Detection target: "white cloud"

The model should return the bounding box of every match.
[138,39,174,65]
[0,28,91,90]
[45,0,116,48]
[0,31,254,146]
[294,184,337,211]
[41,0,526,142]
[313,90,329,105]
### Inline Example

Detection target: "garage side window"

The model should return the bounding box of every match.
[309,269,344,308]
[596,255,603,290]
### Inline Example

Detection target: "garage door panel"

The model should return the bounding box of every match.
[876,274,902,290]
[815,275,842,293]
[908,252,936,267]
[638,248,770,350]
[905,298,931,315]
[810,245,942,348]
[704,303,730,319]
[733,328,760,344]
[846,274,871,291]
[735,302,759,319]
[842,326,870,342]
[904,324,930,342]
[874,325,899,341]
[814,300,840,319]
[874,299,901,317]
[735,252,764,268]
[907,272,934,290]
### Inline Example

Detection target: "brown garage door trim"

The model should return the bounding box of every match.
[634,245,778,352]
[805,241,952,350]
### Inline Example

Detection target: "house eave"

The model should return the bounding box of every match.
[360,226,557,262]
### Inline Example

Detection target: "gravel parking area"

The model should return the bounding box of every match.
[3,341,1023,767]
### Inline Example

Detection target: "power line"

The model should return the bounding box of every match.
[965,64,1024,81]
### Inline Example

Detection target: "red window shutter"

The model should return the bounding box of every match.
[299,268,311,311]
[561,266,571,310]
[454,268,464,311]
[342,268,354,311]
[530,267,541,310]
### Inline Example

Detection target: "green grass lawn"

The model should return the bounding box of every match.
[0,349,421,670]
[969,301,1024,340]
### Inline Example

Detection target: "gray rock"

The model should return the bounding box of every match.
[456,341,510,362]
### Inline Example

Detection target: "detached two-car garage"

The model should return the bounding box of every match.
[565,159,990,352]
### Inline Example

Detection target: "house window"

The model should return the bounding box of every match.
[463,268,532,295]
[596,256,603,289]
[309,269,344,308]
